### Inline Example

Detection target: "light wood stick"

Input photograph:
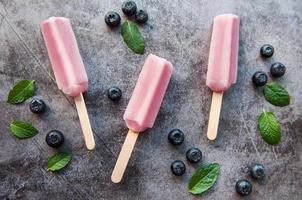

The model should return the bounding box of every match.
[111,130,139,183]
[207,92,224,140]
[74,93,95,150]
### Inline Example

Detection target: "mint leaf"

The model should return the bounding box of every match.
[188,163,220,195]
[47,152,72,172]
[263,83,290,107]
[10,120,38,139]
[121,21,145,54]
[7,80,35,104]
[258,111,281,145]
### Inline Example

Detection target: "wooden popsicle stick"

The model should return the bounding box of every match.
[207,92,224,140]
[74,93,96,150]
[111,130,139,183]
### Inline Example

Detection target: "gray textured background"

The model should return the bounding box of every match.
[0,0,301,199]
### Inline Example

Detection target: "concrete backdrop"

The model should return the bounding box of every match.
[0,0,301,199]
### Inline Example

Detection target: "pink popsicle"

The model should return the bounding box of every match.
[206,14,240,140]
[112,54,173,183]
[206,14,239,92]
[41,17,88,96]
[124,54,173,132]
[41,17,95,150]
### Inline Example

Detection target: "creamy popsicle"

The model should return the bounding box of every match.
[111,54,173,183]
[206,14,239,140]
[41,17,95,150]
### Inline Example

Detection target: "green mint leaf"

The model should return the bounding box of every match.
[7,80,35,104]
[9,120,38,139]
[47,152,72,172]
[188,163,220,195]
[263,83,290,107]
[121,21,145,54]
[258,111,281,145]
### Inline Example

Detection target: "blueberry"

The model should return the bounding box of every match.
[171,160,186,176]
[105,11,121,27]
[235,179,252,196]
[122,1,137,16]
[135,10,148,23]
[29,98,46,114]
[168,129,184,145]
[186,148,202,163]
[250,164,265,180]
[260,44,274,58]
[252,71,268,87]
[270,62,286,77]
[46,130,64,148]
[107,87,122,101]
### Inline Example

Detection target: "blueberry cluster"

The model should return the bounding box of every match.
[28,98,66,148]
[29,86,126,153]
[167,129,202,176]
[105,1,148,28]
[235,163,266,196]
[252,44,286,87]
[30,86,123,148]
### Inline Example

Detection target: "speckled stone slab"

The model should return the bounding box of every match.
[0,0,301,199]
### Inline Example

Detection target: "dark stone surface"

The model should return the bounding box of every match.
[0,0,301,199]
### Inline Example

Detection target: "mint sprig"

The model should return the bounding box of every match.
[9,120,38,139]
[47,152,72,172]
[121,21,145,54]
[263,83,290,107]
[258,111,281,145]
[188,163,220,195]
[7,80,35,104]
